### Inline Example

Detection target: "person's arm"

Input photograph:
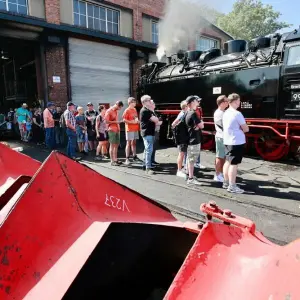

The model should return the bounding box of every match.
[95,116,100,136]
[32,117,40,127]
[123,112,136,124]
[43,111,49,128]
[65,113,76,131]
[237,113,249,133]
[105,112,119,124]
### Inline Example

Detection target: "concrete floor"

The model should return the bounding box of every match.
[4,139,300,245]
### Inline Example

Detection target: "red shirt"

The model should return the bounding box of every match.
[105,107,119,132]
[122,107,139,132]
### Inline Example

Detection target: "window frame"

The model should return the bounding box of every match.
[151,20,159,44]
[0,0,28,15]
[286,44,300,66]
[73,0,120,35]
[196,35,219,51]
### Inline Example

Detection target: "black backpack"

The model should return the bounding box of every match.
[173,113,189,145]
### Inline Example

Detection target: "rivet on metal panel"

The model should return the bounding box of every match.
[223,209,232,217]
[208,200,217,207]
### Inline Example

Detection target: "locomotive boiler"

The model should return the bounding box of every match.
[138,28,300,161]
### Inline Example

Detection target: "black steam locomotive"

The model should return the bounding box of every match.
[138,29,300,161]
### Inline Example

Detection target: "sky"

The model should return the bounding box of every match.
[221,0,299,30]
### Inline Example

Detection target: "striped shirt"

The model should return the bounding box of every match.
[64,110,76,129]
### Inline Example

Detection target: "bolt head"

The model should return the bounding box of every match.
[209,200,217,207]
[224,209,232,217]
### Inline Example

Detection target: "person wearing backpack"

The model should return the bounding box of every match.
[185,95,204,186]
[172,100,189,179]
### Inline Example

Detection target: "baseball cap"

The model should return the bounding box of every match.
[22,103,28,107]
[47,102,55,107]
[67,101,75,107]
[186,95,201,105]
[87,102,93,106]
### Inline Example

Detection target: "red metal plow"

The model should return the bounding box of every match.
[0,145,299,300]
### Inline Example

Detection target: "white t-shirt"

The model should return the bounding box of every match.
[214,108,224,139]
[223,107,246,145]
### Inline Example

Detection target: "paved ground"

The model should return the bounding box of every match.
[4,139,300,245]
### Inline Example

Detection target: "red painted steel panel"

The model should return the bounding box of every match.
[0,143,41,192]
[165,222,300,300]
[0,151,176,299]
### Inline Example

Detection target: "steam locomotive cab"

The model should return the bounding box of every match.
[138,29,300,161]
[280,42,300,119]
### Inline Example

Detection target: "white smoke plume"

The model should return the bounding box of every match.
[157,0,224,60]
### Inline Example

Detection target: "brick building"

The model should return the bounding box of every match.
[0,0,232,111]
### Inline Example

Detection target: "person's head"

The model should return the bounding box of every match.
[186,95,201,111]
[22,103,28,109]
[114,101,124,111]
[216,95,228,111]
[9,108,13,112]
[35,108,41,115]
[56,106,62,113]
[77,106,84,115]
[47,102,55,111]
[67,101,76,112]
[87,102,94,111]
[227,93,241,110]
[128,97,136,108]
[180,100,188,112]
[99,105,106,115]
[141,95,152,109]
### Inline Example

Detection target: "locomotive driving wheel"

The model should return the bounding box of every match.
[254,133,290,161]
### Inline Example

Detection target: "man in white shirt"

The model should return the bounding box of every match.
[222,93,249,194]
[213,95,228,182]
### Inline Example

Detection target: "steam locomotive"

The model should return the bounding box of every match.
[138,28,300,161]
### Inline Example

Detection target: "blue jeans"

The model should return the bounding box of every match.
[143,135,155,169]
[45,127,55,149]
[66,128,77,158]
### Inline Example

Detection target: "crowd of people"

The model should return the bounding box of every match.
[3,92,248,194]
[170,93,248,193]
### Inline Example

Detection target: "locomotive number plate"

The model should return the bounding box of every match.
[291,92,300,102]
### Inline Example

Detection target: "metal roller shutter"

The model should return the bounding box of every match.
[69,38,130,112]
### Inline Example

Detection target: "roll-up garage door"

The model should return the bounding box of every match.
[69,38,130,110]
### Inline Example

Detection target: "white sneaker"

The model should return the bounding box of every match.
[199,164,206,170]
[214,174,224,183]
[177,170,187,179]
[187,178,203,186]
[227,185,245,194]
[124,159,130,166]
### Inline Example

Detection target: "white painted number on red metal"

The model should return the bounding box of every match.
[105,194,130,213]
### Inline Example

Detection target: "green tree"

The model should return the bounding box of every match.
[216,0,291,40]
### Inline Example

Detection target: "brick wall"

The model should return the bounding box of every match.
[44,0,60,24]
[106,0,164,41]
[45,46,68,108]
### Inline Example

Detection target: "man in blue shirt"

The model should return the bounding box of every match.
[16,103,30,141]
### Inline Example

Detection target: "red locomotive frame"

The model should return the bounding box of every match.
[157,109,300,162]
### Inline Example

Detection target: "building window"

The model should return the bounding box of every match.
[196,36,218,51]
[73,0,119,35]
[0,0,28,15]
[152,21,159,44]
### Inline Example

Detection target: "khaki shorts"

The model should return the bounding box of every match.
[187,144,201,163]
[126,131,139,141]
[215,137,225,159]
[108,131,120,144]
